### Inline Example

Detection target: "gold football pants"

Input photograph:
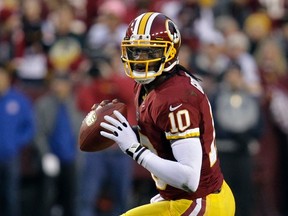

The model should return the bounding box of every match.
[122,180,235,216]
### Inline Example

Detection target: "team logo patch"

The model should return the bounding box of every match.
[169,104,183,112]
[166,20,180,44]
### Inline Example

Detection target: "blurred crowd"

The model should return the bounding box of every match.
[0,0,288,216]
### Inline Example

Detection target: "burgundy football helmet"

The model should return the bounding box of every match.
[121,12,181,84]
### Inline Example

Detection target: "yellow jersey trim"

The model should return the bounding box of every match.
[165,128,200,140]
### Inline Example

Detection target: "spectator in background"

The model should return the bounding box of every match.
[214,0,260,28]
[258,0,287,21]
[77,57,136,216]
[210,62,263,216]
[34,72,83,216]
[85,0,127,61]
[13,0,49,102]
[224,31,262,96]
[214,15,239,38]
[0,5,22,69]
[0,64,35,216]
[254,38,288,215]
[47,3,87,84]
[243,11,272,54]
[190,29,229,97]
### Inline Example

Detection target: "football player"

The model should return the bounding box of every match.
[100,12,235,215]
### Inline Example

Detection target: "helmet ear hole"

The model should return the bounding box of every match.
[165,46,176,63]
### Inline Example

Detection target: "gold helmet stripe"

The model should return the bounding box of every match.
[137,12,160,35]
[138,12,154,34]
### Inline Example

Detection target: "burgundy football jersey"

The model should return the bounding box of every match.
[134,71,223,200]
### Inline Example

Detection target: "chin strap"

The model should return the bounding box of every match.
[133,70,156,84]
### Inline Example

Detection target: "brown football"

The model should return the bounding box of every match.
[78,101,127,152]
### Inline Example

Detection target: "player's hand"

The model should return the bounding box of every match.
[100,110,138,152]
[100,110,148,163]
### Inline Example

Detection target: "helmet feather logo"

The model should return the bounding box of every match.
[166,20,180,44]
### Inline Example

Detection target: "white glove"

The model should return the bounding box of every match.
[100,110,149,164]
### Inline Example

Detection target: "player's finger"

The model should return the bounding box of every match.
[104,115,121,127]
[113,110,127,123]
[91,103,99,110]
[100,131,116,140]
[99,100,111,107]
[112,98,119,103]
[100,122,117,132]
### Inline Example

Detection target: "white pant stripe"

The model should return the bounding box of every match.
[190,198,202,216]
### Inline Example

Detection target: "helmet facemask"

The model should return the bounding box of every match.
[121,39,177,84]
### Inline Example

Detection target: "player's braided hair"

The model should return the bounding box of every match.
[172,64,202,82]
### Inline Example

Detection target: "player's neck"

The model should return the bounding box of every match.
[143,74,170,94]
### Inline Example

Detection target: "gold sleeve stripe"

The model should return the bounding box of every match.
[165,128,200,140]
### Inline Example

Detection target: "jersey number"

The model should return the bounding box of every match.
[168,109,191,133]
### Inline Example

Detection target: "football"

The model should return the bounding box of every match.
[78,101,127,152]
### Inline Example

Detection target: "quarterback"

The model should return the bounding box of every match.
[100,12,235,215]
